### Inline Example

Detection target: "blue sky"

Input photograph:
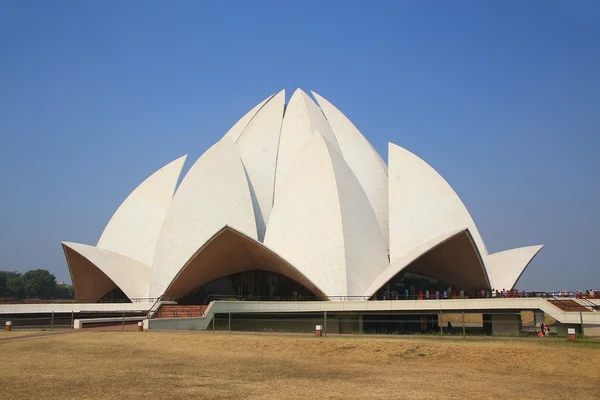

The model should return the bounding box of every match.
[1,1,598,290]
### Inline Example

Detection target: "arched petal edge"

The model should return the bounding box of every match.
[363,228,490,297]
[235,90,285,241]
[486,245,543,290]
[149,138,258,298]
[97,155,187,266]
[266,134,388,297]
[388,142,488,264]
[62,242,150,301]
[222,93,274,143]
[161,226,327,300]
[274,89,341,203]
[312,91,389,246]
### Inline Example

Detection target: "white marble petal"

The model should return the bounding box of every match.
[486,245,544,290]
[234,90,285,241]
[97,155,187,266]
[222,94,274,143]
[148,138,257,298]
[312,91,389,246]
[265,134,388,297]
[363,228,465,297]
[273,89,341,203]
[388,142,487,264]
[63,242,150,300]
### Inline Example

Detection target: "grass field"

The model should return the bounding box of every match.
[1,331,599,400]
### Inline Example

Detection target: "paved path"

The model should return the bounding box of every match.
[145,328,600,342]
[2,326,597,343]
[0,323,138,343]
[0,330,82,343]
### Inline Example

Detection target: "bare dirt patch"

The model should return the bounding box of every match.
[0,331,598,399]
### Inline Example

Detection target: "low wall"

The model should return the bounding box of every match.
[583,326,600,337]
[148,313,364,334]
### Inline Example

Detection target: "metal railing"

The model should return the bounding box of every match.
[194,292,598,312]
[199,291,597,302]
[0,297,161,305]
[572,297,599,311]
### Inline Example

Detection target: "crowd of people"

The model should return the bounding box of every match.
[379,288,599,300]
[559,290,598,299]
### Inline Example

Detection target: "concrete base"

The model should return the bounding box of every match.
[556,323,582,336]
[583,325,600,337]
[483,313,521,336]
[145,299,600,333]
[217,314,328,333]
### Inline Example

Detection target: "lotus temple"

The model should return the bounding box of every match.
[62,89,543,304]
[5,89,599,336]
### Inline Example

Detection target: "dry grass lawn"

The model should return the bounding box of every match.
[1,331,599,400]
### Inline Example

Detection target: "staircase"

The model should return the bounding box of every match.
[152,305,208,319]
[548,299,591,313]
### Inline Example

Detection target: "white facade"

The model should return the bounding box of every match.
[97,155,187,266]
[312,91,389,246]
[234,90,285,241]
[486,246,544,291]
[264,134,388,297]
[62,89,543,302]
[62,242,150,300]
[388,142,488,263]
[148,138,257,298]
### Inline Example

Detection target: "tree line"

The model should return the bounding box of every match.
[0,269,74,300]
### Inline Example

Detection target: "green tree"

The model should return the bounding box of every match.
[0,272,7,297]
[54,283,75,299]
[3,272,25,299]
[21,269,56,299]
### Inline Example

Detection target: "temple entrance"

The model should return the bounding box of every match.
[178,270,320,305]
[98,287,131,303]
[160,227,327,301]
[372,271,453,300]
[369,230,491,299]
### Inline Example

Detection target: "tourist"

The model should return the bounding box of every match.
[452,289,457,298]
[443,290,448,299]
[447,321,452,334]
[480,289,486,298]
[540,322,545,336]
[419,290,423,300]
[435,290,440,300]
[545,324,550,337]
[405,288,409,299]
[425,289,430,299]
[459,289,464,297]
